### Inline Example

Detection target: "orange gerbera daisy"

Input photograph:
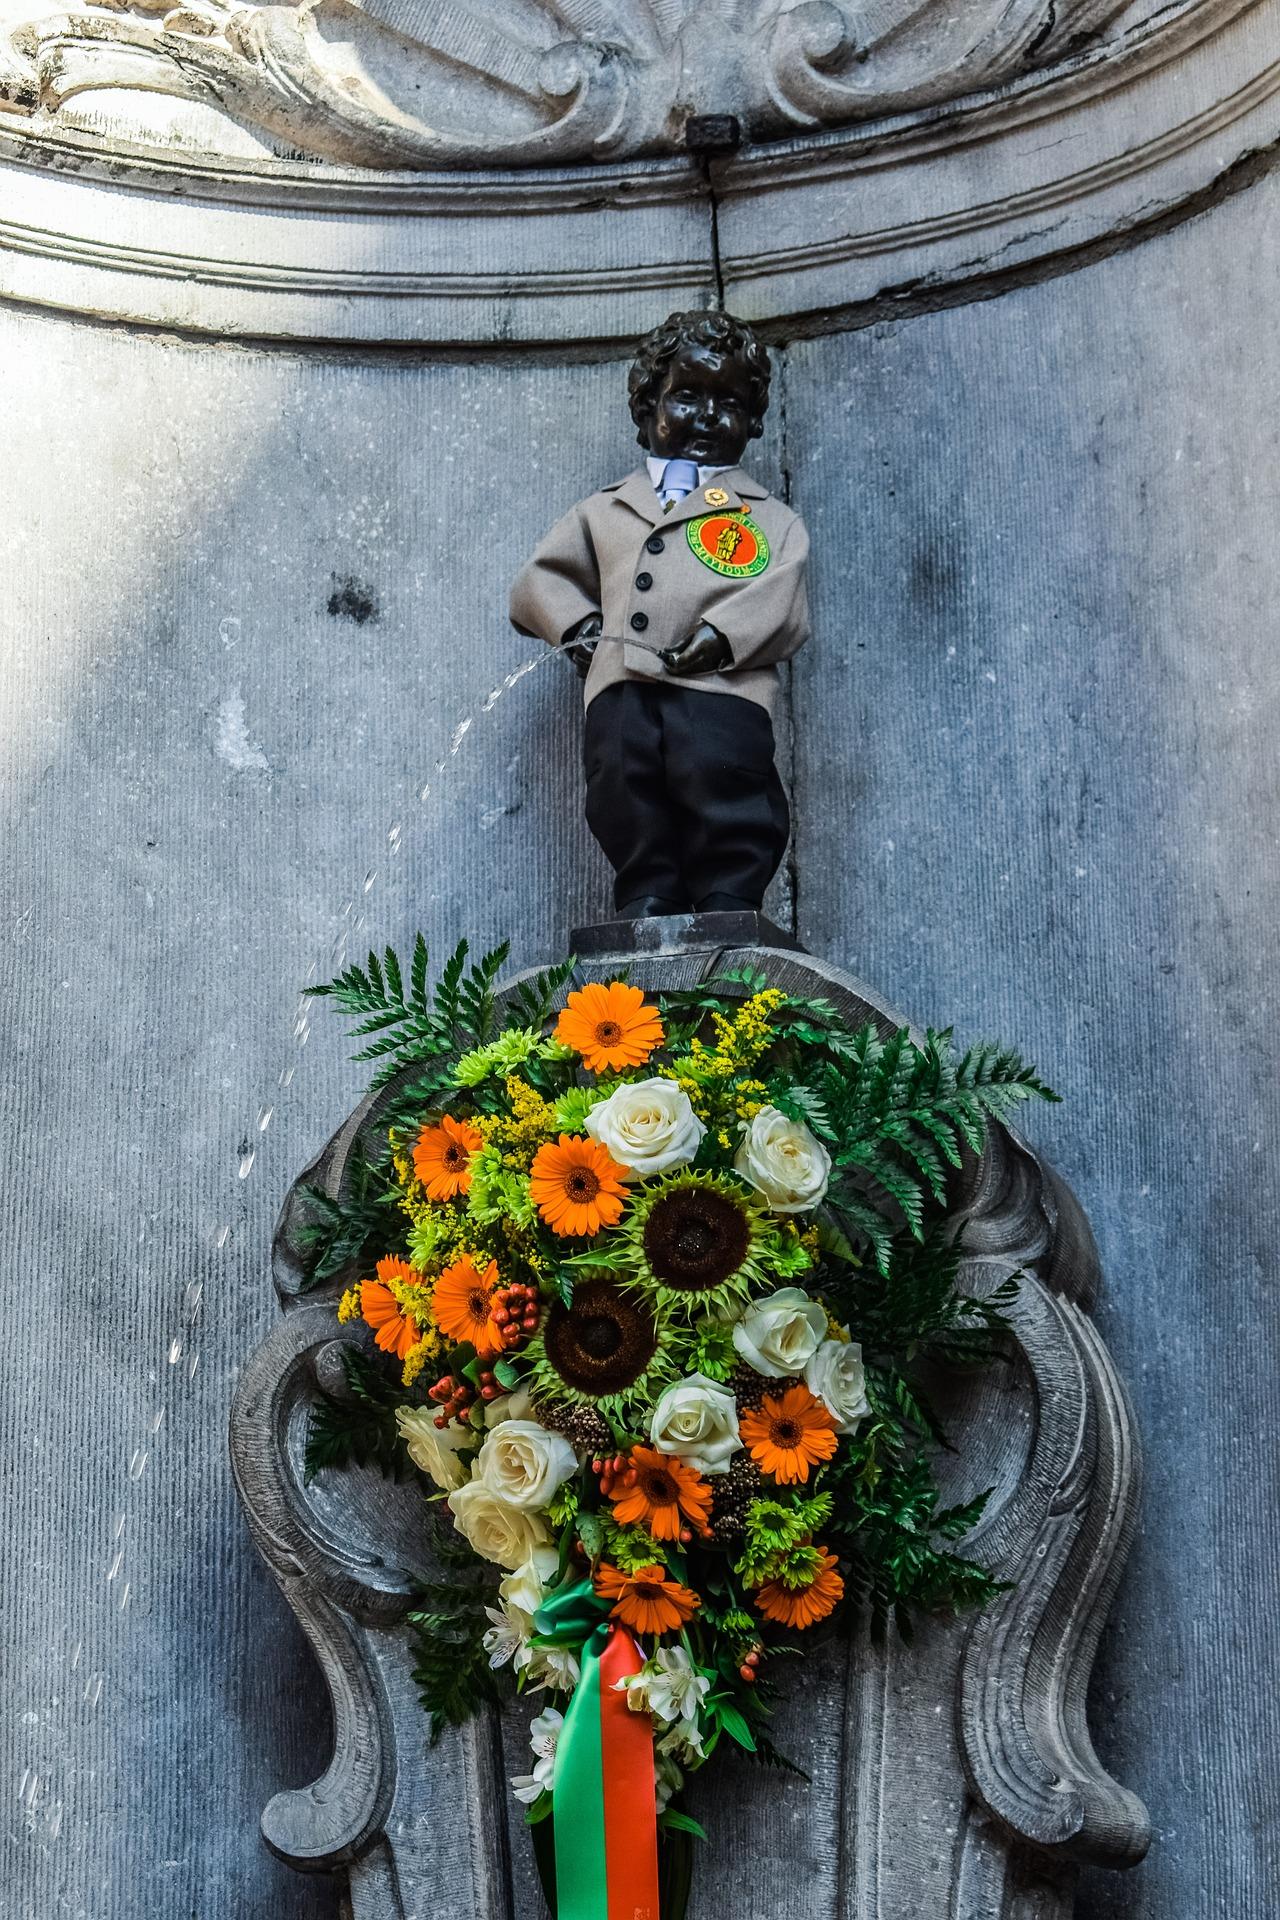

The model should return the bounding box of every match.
[739,1384,838,1485]
[529,1135,629,1237]
[755,1545,845,1630]
[360,1256,422,1360]
[432,1252,502,1357]
[595,1562,701,1637]
[554,980,665,1073]
[412,1113,484,1201]
[609,1446,713,1543]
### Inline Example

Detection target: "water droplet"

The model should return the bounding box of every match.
[238,1149,255,1179]
[149,1407,165,1434]
[212,1224,230,1251]
[112,1511,126,1540]
[22,1772,39,1809]
[481,685,502,713]
[118,1583,130,1614]
[188,1351,201,1381]
[168,1338,183,1365]
[17,1769,30,1804]
[387,822,402,853]
[218,616,241,648]
[185,1282,204,1318]
[70,1642,82,1671]
[256,1105,273,1133]
[128,1449,147,1481]
[48,1801,63,1840]
[362,868,377,892]
[106,1552,123,1583]
[84,1674,103,1708]
[279,1064,295,1088]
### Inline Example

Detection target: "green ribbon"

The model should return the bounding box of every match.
[532,1582,612,1919]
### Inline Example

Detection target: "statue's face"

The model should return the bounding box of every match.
[645,343,756,465]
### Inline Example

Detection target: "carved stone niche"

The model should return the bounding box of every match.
[229,916,1150,1919]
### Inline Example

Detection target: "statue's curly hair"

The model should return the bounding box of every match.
[627,309,771,447]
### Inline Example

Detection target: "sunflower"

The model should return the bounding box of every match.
[432,1252,502,1357]
[527,1278,672,1417]
[610,1446,712,1542]
[618,1171,770,1317]
[555,981,665,1074]
[739,1384,838,1485]
[360,1256,422,1360]
[413,1113,484,1201]
[595,1562,700,1636]
[755,1545,844,1629]
[530,1135,629,1238]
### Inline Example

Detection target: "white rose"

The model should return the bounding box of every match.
[585,1077,706,1179]
[732,1287,826,1376]
[476,1419,577,1511]
[395,1406,476,1492]
[804,1338,870,1434]
[734,1106,831,1213]
[448,1478,553,1570]
[649,1374,741,1477]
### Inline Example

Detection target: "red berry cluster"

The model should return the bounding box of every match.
[428,1375,473,1427]
[592,1451,631,1497]
[491,1283,541,1349]
[738,1642,765,1685]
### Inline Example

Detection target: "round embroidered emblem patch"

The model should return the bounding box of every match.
[686,512,770,578]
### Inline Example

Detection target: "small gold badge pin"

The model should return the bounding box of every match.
[703,486,730,507]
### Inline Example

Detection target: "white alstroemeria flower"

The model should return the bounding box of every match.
[649,1374,741,1476]
[483,1602,534,1673]
[617,1647,711,1728]
[585,1077,705,1179]
[525,1644,582,1694]
[657,1716,707,1767]
[476,1419,577,1511]
[732,1286,827,1377]
[734,1106,831,1213]
[655,1752,683,1813]
[510,1708,563,1804]
[395,1406,476,1492]
[804,1337,870,1434]
[499,1551,558,1617]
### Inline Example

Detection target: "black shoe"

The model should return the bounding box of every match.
[694,893,762,913]
[616,895,687,920]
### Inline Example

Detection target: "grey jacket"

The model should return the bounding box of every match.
[509,464,810,712]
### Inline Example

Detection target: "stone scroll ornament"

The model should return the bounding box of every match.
[0,0,1134,170]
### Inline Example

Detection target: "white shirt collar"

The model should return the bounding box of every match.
[645,457,733,491]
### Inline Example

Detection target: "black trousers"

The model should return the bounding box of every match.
[583,681,790,911]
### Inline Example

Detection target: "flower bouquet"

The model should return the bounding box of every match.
[300,940,1055,1920]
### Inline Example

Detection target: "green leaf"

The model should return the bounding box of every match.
[714,1701,757,1752]
[659,1810,708,1842]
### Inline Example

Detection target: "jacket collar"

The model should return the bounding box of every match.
[606,464,769,528]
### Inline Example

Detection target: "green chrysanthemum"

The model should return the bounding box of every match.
[526,1277,675,1421]
[620,1171,775,1319]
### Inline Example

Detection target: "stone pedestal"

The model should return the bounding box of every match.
[230,926,1149,1918]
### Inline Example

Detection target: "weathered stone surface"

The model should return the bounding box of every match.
[5,142,1280,1920]
[233,929,1147,1917]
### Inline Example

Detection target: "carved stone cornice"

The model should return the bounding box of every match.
[0,0,1274,342]
[230,926,1149,1918]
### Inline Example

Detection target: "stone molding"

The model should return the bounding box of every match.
[0,0,1276,341]
[229,928,1149,1918]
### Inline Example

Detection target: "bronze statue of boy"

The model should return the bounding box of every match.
[510,309,810,918]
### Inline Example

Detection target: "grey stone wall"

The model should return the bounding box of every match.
[4,167,1279,1916]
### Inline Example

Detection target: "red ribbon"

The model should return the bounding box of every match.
[598,1627,661,1920]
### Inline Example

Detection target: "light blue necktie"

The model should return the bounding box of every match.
[658,458,700,509]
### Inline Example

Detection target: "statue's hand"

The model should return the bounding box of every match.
[661,622,731,677]
[563,612,602,679]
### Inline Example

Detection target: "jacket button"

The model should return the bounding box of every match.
[645,535,665,555]
[635,572,653,591]
[630,612,649,632]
